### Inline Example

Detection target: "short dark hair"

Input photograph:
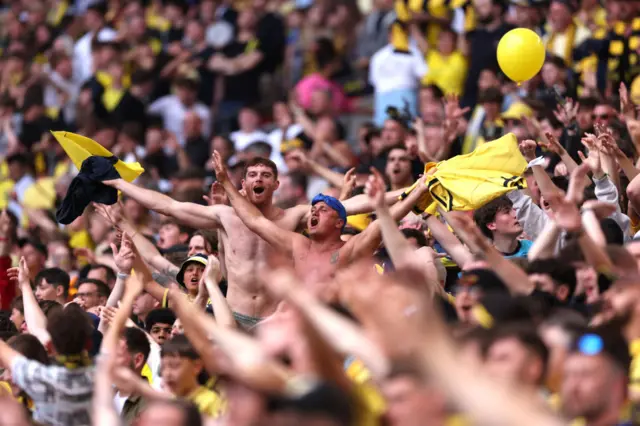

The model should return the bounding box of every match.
[89,264,116,284]
[39,300,63,319]
[242,157,279,180]
[473,196,514,239]
[401,228,428,247]
[478,88,504,105]
[11,296,24,315]
[145,308,177,332]
[123,327,151,364]
[419,84,444,100]
[192,230,218,254]
[18,238,47,257]
[161,334,199,360]
[46,304,93,356]
[8,334,50,365]
[527,259,577,298]
[77,278,110,298]
[481,323,549,384]
[35,268,70,298]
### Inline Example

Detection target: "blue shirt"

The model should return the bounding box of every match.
[502,240,533,259]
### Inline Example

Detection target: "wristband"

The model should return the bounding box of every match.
[117,272,130,280]
[527,156,546,169]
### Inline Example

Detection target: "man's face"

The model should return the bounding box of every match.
[133,292,159,317]
[453,283,481,323]
[488,208,522,237]
[150,322,173,345]
[561,354,621,420]
[593,104,615,126]
[172,319,184,338]
[385,148,412,186]
[9,309,24,332]
[77,283,102,310]
[188,235,209,257]
[137,403,185,426]
[382,377,446,426]
[116,338,134,370]
[242,165,279,206]
[382,120,405,147]
[182,263,205,293]
[159,223,184,249]
[549,2,572,31]
[473,0,494,19]
[577,105,594,130]
[484,337,539,386]
[482,101,501,119]
[161,354,200,396]
[35,278,60,302]
[21,244,45,274]
[308,202,342,237]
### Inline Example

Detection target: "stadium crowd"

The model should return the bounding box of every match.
[2,0,640,425]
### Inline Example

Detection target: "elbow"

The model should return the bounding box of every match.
[627,183,640,205]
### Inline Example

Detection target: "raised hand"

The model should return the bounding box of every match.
[285,149,310,171]
[539,131,566,156]
[447,214,492,254]
[545,192,581,232]
[553,97,579,128]
[566,163,590,205]
[111,233,134,274]
[578,133,602,177]
[518,139,537,162]
[205,254,223,284]
[7,256,31,288]
[365,167,386,209]
[93,201,124,226]
[203,182,228,206]
[212,150,229,184]
[339,168,357,201]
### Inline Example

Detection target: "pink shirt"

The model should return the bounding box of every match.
[295,74,352,113]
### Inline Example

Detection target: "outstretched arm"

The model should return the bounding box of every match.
[94,204,180,280]
[104,179,222,229]
[341,187,407,215]
[213,151,300,257]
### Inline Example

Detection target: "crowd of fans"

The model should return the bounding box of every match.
[1,0,640,425]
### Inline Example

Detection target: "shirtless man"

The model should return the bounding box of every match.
[104,157,405,327]
[212,151,430,295]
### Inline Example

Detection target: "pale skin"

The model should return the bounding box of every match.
[104,162,406,319]
[212,151,431,297]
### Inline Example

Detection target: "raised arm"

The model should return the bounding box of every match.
[104,178,222,229]
[427,213,474,269]
[203,255,236,329]
[213,151,300,257]
[8,258,51,346]
[345,172,430,261]
[341,187,407,215]
[287,150,346,188]
[94,203,180,280]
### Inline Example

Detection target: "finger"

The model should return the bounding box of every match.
[110,243,119,257]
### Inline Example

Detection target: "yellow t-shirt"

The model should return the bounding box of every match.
[422,50,468,95]
[346,359,386,426]
[185,386,226,418]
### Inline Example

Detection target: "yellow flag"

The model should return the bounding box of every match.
[51,131,144,182]
[402,133,528,214]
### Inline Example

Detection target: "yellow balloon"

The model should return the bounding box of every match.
[497,28,546,84]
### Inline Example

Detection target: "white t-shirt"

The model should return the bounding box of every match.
[230,130,270,152]
[73,27,117,84]
[148,95,211,145]
[267,124,304,172]
[369,44,428,94]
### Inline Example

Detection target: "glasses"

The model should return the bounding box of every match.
[150,326,172,334]
[452,284,482,296]
[76,292,97,298]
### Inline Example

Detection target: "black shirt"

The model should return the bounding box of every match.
[462,23,514,108]
[184,136,210,169]
[221,39,264,104]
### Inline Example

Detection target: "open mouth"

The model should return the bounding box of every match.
[253,186,265,195]
[310,217,319,227]
[190,277,198,286]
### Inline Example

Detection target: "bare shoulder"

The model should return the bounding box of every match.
[281,204,310,229]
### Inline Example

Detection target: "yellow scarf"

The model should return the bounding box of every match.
[546,22,577,66]
[55,352,92,369]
